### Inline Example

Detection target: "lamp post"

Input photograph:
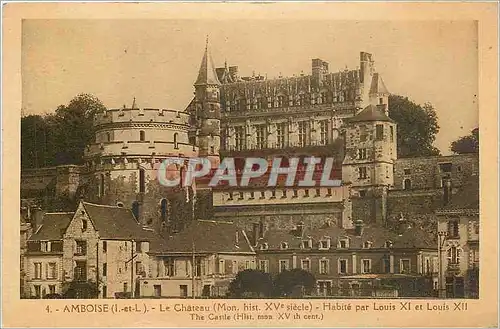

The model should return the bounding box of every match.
[437,231,448,298]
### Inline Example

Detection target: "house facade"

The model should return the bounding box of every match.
[142,220,256,298]
[253,220,438,297]
[436,176,479,298]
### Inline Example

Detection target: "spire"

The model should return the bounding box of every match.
[194,38,220,86]
[131,97,136,109]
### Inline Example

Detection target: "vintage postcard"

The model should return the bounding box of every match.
[1,2,498,327]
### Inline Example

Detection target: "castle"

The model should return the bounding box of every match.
[21,42,478,233]
[21,43,479,298]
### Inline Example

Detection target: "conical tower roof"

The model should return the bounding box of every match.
[348,104,395,123]
[194,39,220,86]
[370,73,389,95]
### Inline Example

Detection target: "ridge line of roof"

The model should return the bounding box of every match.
[44,212,75,215]
[82,201,125,209]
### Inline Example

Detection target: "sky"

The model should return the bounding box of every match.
[22,20,478,155]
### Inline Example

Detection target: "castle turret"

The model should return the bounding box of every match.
[342,104,397,223]
[193,40,221,169]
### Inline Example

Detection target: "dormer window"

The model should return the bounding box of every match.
[363,241,372,249]
[385,240,393,248]
[280,242,289,250]
[301,239,312,249]
[338,238,349,249]
[318,239,331,250]
[260,243,269,251]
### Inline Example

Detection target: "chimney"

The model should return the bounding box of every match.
[359,52,373,83]
[32,207,45,233]
[252,222,260,246]
[354,220,364,236]
[443,178,452,206]
[296,222,305,237]
[312,58,329,85]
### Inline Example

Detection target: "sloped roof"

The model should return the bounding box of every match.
[443,175,479,211]
[29,212,74,241]
[82,202,154,240]
[152,220,254,254]
[370,73,389,95]
[348,104,395,123]
[260,224,435,250]
[194,42,221,86]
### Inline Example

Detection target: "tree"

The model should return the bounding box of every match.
[51,93,106,165]
[62,280,99,299]
[389,95,441,158]
[21,94,106,169]
[450,128,479,154]
[227,269,273,298]
[273,269,316,297]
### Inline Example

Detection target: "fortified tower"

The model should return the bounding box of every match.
[83,105,198,233]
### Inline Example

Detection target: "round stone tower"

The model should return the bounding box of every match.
[82,106,199,233]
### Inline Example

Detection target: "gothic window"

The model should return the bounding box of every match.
[358,167,367,179]
[160,199,168,222]
[173,133,178,149]
[140,130,146,142]
[256,97,263,109]
[358,148,367,160]
[359,126,367,142]
[255,125,267,149]
[277,95,285,107]
[276,122,287,149]
[403,178,412,190]
[139,169,145,193]
[234,126,245,151]
[321,92,327,104]
[375,125,384,140]
[319,120,328,145]
[447,220,459,238]
[298,121,309,147]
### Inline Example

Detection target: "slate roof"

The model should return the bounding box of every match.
[194,42,221,86]
[151,220,254,254]
[259,224,436,251]
[370,73,389,95]
[29,212,74,241]
[82,202,156,241]
[442,175,479,211]
[348,104,395,123]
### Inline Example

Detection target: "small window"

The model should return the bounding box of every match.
[358,167,367,179]
[390,126,394,142]
[279,260,289,273]
[319,259,329,274]
[260,191,265,199]
[358,148,367,160]
[82,219,88,231]
[293,190,298,198]
[379,97,383,105]
[338,239,349,249]
[160,199,168,221]
[301,259,311,271]
[375,124,384,140]
[338,259,348,274]
[304,189,310,197]
[132,201,140,220]
[400,259,411,273]
[136,242,142,253]
[363,241,372,249]
[403,178,412,190]
[301,240,312,249]
[403,168,411,175]
[362,259,371,273]
[260,243,269,250]
[359,190,366,197]
[103,241,107,253]
[106,132,111,142]
[270,190,276,199]
[140,130,146,141]
[173,133,179,149]
[457,165,462,172]
[139,169,145,193]
[385,240,393,248]
[103,263,107,277]
[116,202,124,208]
[319,239,330,250]
[280,242,288,250]
[447,220,459,238]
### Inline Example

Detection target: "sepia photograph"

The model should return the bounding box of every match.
[2,2,498,328]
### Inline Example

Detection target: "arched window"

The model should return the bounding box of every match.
[99,174,105,197]
[403,178,412,190]
[139,130,145,142]
[132,201,140,220]
[173,133,178,149]
[139,169,145,193]
[106,132,111,142]
[160,199,168,222]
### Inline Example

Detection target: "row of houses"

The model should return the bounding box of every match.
[23,200,439,299]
